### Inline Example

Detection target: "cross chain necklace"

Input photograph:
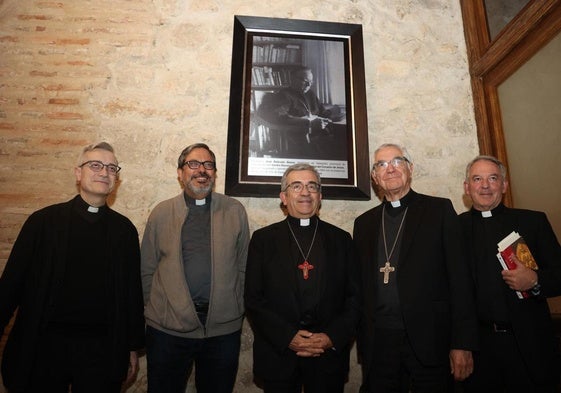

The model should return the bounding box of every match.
[380,205,408,284]
[287,218,318,280]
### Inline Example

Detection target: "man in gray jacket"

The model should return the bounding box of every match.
[141,142,250,393]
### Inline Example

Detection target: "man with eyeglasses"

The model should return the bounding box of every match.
[0,142,145,392]
[353,143,478,392]
[460,155,561,392]
[256,66,345,160]
[140,143,250,393]
[245,163,360,393]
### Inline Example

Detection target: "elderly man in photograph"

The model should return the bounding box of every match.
[256,67,344,159]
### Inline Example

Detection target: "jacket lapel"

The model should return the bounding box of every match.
[53,199,73,278]
[398,196,423,269]
[278,221,301,298]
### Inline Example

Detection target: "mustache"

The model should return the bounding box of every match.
[191,172,211,180]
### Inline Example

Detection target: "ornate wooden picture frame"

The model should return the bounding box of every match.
[225,15,370,200]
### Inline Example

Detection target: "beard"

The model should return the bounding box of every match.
[185,173,214,198]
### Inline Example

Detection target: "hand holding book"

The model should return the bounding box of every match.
[497,231,539,299]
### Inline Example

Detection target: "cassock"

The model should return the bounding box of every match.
[244,215,360,386]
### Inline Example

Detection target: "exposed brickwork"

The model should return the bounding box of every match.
[0,0,481,392]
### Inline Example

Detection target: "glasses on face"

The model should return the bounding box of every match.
[80,160,121,175]
[284,181,321,193]
[372,156,409,172]
[181,160,216,170]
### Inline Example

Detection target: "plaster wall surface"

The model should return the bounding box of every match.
[0,1,478,391]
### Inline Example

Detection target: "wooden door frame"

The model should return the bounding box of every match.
[460,0,561,206]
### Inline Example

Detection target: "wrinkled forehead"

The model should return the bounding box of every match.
[374,146,403,161]
[469,159,501,177]
[287,169,319,183]
[82,148,117,164]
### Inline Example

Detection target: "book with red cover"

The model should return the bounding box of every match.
[497,231,539,299]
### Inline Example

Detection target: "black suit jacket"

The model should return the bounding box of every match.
[0,196,145,391]
[244,217,360,380]
[354,190,478,368]
[459,204,561,384]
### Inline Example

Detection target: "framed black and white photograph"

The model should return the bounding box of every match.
[225,15,370,200]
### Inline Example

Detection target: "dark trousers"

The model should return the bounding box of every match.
[462,328,558,393]
[361,328,450,393]
[262,353,346,393]
[25,331,122,393]
[146,325,241,393]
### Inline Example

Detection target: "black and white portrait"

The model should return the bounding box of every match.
[248,37,349,179]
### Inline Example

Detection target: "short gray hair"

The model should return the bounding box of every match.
[465,155,507,181]
[280,163,321,191]
[77,142,117,166]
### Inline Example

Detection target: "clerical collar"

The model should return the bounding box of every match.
[471,202,505,218]
[73,195,107,223]
[75,195,106,214]
[384,189,414,209]
[288,215,318,227]
[184,192,212,207]
[383,189,415,217]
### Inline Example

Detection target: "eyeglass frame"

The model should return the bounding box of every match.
[283,181,321,193]
[372,156,410,172]
[79,160,121,174]
[180,160,216,170]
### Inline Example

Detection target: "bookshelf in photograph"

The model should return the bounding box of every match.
[251,37,303,87]
[249,37,305,157]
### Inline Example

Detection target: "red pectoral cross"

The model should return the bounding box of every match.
[298,260,314,280]
[379,261,395,284]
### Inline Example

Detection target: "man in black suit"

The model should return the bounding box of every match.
[460,155,561,392]
[0,142,145,393]
[354,143,478,392]
[245,163,360,393]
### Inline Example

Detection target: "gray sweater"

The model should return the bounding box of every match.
[141,192,249,338]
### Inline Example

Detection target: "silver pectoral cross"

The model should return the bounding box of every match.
[379,261,395,284]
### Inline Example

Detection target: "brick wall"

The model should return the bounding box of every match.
[0,1,478,392]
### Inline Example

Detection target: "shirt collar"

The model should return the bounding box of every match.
[184,192,212,207]
[470,202,506,218]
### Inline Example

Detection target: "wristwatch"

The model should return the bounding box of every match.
[530,277,541,296]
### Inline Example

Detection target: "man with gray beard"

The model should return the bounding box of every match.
[141,143,250,393]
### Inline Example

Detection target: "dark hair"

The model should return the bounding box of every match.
[177,143,217,169]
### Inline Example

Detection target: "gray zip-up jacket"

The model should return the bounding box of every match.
[141,192,250,338]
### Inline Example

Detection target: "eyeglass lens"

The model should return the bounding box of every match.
[81,160,120,174]
[287,182,320,193]
[373,157,408,171]
[184,160,215,170]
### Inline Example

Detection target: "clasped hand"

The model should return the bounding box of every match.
[288,330,333,357]
[308,115,331,130]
